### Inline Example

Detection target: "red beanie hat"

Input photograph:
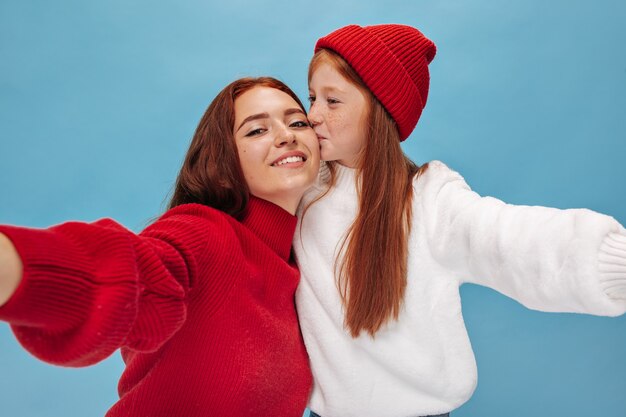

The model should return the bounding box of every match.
[315,24,436,141]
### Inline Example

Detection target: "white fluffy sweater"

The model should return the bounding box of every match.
[294,161,626,417]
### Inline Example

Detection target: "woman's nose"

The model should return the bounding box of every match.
[275,128,297,146]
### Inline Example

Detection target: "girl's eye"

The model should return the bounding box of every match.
[327,97,340,105]
[245,128,266,137]
[308,95,316,104]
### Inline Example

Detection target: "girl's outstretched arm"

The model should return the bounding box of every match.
[420,161,626,315]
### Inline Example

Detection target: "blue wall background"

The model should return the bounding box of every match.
[1,1,625,416]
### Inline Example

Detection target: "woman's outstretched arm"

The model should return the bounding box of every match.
[0,233,22,307]
[0,205,215,367]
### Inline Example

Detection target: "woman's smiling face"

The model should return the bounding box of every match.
[233,86,320,213]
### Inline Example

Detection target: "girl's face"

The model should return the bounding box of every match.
[233,86,320,213]
[308,62,369,168]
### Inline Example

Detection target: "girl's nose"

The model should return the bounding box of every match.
[308,103,322,126]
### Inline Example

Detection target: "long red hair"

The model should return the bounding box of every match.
[168,77,307,218]
[309,49,428,337]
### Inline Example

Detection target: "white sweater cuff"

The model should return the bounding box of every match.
[598,227,626,301]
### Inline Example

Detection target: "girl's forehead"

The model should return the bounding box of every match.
[310,64,351,89]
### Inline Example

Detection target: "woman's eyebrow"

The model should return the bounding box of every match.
[284,108,306,116]
[236,108,305,133]
[236,112,269,132]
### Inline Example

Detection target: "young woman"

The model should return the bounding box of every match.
[0,77,319,416]
[294,24,626,417]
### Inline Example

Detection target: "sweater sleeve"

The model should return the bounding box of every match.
[0,206,211,367]
[418,161,626,316]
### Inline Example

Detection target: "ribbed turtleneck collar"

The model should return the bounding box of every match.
[240,196,297,262]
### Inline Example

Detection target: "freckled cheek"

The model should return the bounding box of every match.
[326,112,347,133]
[328,115,363,145]
[326,112,343,124]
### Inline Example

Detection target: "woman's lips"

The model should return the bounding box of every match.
[271,151,307,167]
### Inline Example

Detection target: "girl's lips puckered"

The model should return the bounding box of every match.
[313,128,327,141]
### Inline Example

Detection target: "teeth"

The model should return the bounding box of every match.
[274,156,304,166]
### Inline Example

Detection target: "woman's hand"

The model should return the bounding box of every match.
[0,233,23,307]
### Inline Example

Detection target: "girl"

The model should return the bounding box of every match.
[0,77,319,416]
[294,24,626,417]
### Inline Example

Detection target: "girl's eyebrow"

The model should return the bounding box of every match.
[310,86,347,95]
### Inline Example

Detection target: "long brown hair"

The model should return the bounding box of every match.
[309,49,427,337]
[168,77,307,218]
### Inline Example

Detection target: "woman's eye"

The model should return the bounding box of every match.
[308,96,316,104]
[327,97,340,105]
[290,120,310,128]
[245,128,266,137]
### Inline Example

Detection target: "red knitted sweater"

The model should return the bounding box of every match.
[0,197,312,416]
